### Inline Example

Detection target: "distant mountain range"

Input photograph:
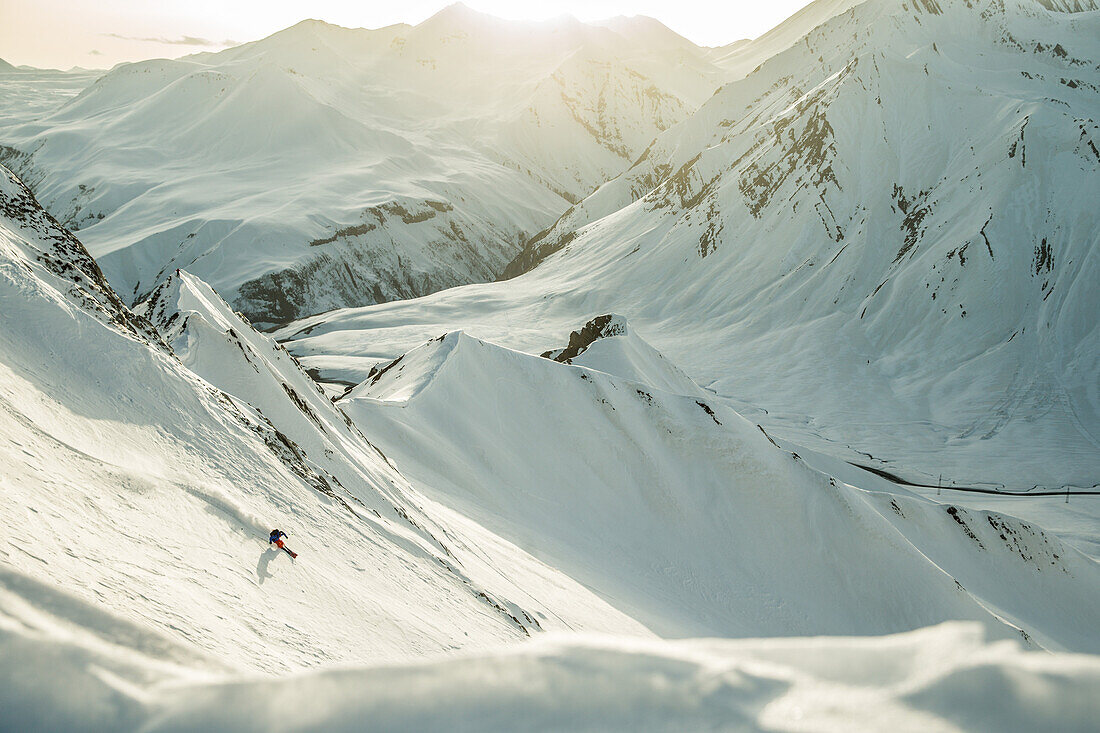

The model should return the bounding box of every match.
[1,4,760,326]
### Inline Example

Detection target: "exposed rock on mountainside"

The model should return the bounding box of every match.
[541,314,627,362]
[0,165,159,343]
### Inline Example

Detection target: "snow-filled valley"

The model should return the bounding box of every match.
[2,0,1100,729]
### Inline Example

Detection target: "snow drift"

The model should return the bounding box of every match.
[4,608,1099,733]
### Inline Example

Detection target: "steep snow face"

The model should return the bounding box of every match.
[284,0,1100,490]
[6,619,1100,732]
[339,329,1100,651]
[0,8,736,326]
[0,165,653,677]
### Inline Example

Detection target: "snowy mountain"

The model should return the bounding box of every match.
[5,0,1100,726]
[0,5,738,326]
[0,163,653,676]
[540,313,708,395]
[283,0,1100,492]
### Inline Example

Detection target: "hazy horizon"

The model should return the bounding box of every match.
[1,0,816,70]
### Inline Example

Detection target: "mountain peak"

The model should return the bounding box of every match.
[597,14,670,31]
[593,14,697,50]
[419,3,588,35]
[281,17,347,34]
[422,2,495,27]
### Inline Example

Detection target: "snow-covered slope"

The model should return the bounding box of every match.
[0,163,652,678]
[338,327,1100,651]
[4,203,1097,718]
[282,0,1100,493]
[0,6,737,326]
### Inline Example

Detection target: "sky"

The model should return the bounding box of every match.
[0,0,816,69]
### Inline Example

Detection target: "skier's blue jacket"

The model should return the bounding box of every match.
[269,530,287,543]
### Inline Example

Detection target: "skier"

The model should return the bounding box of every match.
[268,529,297,558]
